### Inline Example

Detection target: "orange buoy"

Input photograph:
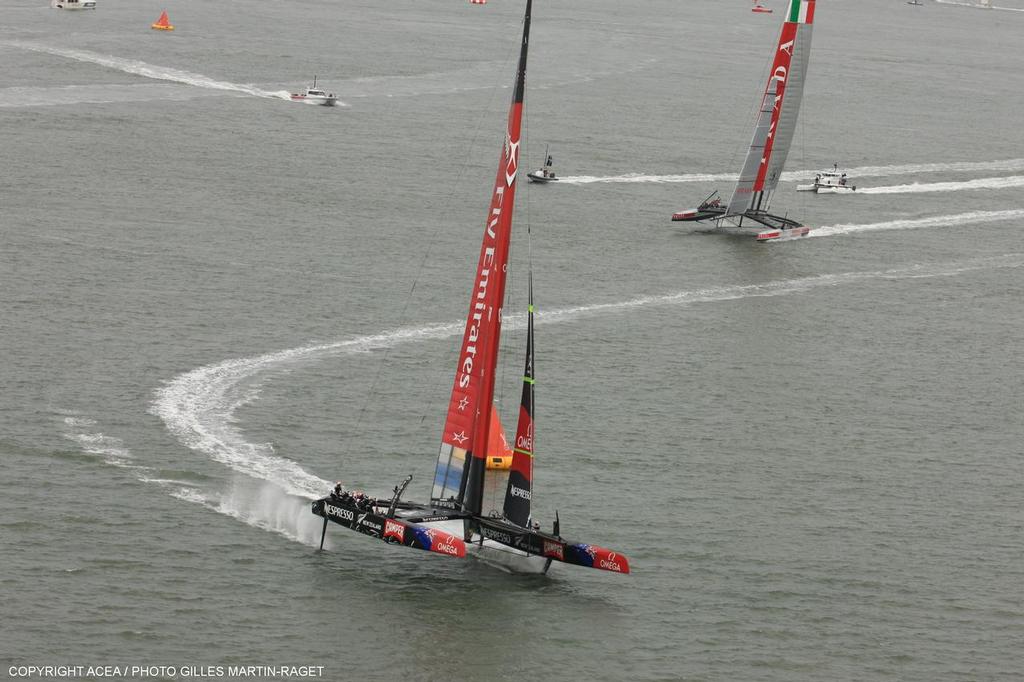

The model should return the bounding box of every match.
[151,10,174,31]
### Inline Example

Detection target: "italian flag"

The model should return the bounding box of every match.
[788,0,815,24]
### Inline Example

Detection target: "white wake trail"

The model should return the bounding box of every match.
[811,209,1024,238]
[152,252,1024,505]
[934,0,1024,11]
[860,176,1024,194]
[560,159,1024,185]
[152,323,461,500]
[10,42,293,101]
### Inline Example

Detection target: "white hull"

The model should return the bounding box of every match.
[691,224,811,241]
[799,168,855,193]
[426,520,550,574]
[797,183,856,193]
[290,95,336,106]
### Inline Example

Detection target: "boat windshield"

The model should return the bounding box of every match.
[308,89,326,96]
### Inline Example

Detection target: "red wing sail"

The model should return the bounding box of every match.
[433,0,532,515]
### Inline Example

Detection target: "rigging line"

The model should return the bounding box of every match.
[343,20,523,454]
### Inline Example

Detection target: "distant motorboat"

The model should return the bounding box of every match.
[52,0,97,9]
[290,76,337,106]
[527,146,558,183]
[907,0,923,5]
[752,1,774,13]
[796,164,857,193]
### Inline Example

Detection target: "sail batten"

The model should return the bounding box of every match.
[432,0,532,515]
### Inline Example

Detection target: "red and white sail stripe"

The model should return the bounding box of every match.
[433,0,531,514]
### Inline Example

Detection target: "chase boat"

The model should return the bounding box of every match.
[290,76,337,106]
[796,164,856,193]
[527,147,558,183]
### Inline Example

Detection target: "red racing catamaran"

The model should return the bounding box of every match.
[312,0,629,576]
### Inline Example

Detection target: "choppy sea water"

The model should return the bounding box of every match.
[2,0,1023,680]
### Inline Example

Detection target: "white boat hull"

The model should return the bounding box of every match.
[689,223,811,241]
[797,183,856,193]
[290,95,337,106]
[527,170,557,183]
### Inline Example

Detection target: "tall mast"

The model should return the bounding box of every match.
[725,0,816,217]
[431,0,533,517]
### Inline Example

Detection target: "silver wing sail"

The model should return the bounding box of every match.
[726,79,778,216]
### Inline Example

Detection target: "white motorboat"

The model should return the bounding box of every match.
[527,146,558,183]
[797,164,856,193]
[290,76,337,106]
[52,0,97,8]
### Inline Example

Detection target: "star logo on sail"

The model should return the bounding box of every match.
[504,130,520,187]
[452,431,468,444]
[457,396,469,411]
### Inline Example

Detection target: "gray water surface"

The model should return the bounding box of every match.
[2,0,1023,680]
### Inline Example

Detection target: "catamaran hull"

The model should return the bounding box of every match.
[672,206,727,221]
[755,226,811,241]
[312,497,467,558]
[425,520,550,574]
[685,224,812,241]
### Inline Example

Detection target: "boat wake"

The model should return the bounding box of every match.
[934,0,1024,11]
[559,159,1024,185]
[0,83,230,109]
[859,176,1024,194]
[810,209,1024,238]
[58,411,331,548]
[8,42,295,101]
[150,323,461,501]
[148,251,1024,542]
[55,245,1023,549]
